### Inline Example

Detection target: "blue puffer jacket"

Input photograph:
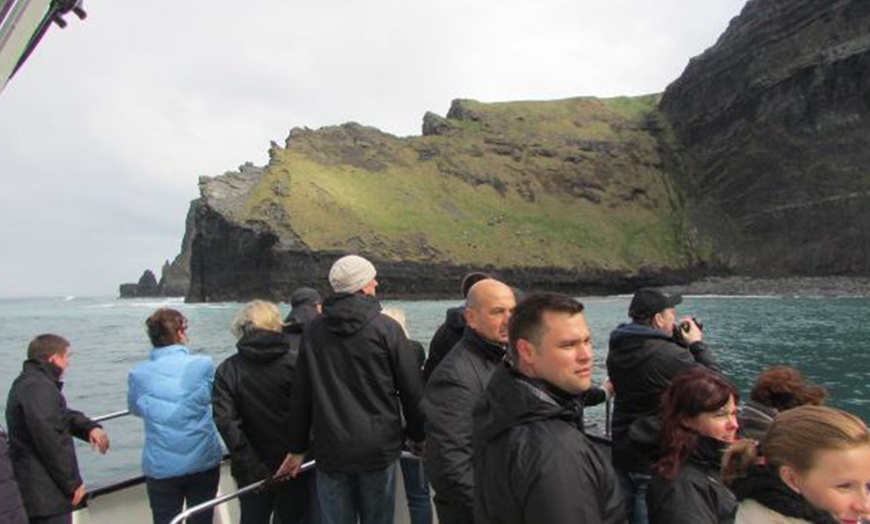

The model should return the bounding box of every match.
[127,345,223,479]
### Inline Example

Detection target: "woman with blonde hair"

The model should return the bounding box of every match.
[723,405,870,523]
[213,300,314,524]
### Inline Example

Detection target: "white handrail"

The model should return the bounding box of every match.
[168,460,317,524]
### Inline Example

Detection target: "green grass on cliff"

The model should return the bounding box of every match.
[242,94,688,272]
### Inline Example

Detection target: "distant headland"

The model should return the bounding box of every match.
[121,0,870,301]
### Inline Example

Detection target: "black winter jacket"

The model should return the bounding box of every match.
[422,306,465,381]
[647,435,736,524]
[0,425,26,524]
[288,293,425,473]
[606,323,719,472]
[5,360,100,518]
[423,327,505,518]
[213,328,301,486]
[473,364,625,524]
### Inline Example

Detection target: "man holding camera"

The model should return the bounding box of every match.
[605,288,719,524]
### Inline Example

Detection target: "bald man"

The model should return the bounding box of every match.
[423,279,516,524]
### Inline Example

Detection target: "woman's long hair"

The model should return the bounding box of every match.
[723,405,870,487]
[655,368,739,479]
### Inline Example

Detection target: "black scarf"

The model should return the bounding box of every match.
[732,465,839,524]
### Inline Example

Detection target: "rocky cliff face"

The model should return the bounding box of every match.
[659,0,870,274]
[124,0,870,300]
[183,96,706,302]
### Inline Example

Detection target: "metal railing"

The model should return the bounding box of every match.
[92,409,130,423]
[168,460,317,524]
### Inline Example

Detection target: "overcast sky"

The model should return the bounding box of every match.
[0,0,749,298]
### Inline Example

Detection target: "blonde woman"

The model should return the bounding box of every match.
[723,405,870,523]
[213,300,313,524]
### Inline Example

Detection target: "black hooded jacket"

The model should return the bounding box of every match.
[287,293,425,473]
[0,425,26,524]
[606,322,719,472]
[213,328,301,486]
[423,327,505,518]
[422,306,465,381]
[473,364,625,524]
[647,435,737,524]
[5,360,100,518]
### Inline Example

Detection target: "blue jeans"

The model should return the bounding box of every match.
[400,456,432,524]
[617,470,651,524]
[145,466,220,524]
[316,462,397,524]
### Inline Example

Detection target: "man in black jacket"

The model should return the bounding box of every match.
[473,292,624,524]
[606,288,718,524]
[422,271,490,382]
[5,334,109,524]
[277,255,425,524]
[423,278,515,524]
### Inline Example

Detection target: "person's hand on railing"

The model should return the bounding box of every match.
[72,484,86,506]
[274,452,305,479]
[409,439,425,456]
[89,427,110,454]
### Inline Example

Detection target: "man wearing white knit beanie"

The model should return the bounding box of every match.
[328,254,378,295]
[280,254,426,524]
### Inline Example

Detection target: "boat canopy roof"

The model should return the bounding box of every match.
[0,0,86,94]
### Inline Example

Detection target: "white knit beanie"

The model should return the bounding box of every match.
[328,255,377,293]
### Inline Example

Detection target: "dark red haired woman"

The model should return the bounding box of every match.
[647,368,739,524]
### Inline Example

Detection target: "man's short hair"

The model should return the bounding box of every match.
[146,308,187,347]
[508,293,585,363]
[27,334,70,361]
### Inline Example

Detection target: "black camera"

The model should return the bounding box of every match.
[673,316,703,346]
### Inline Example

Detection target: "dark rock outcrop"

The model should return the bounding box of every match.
[125,0,870,301]
[659,0,870,275]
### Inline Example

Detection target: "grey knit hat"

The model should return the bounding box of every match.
[328,255,377,293]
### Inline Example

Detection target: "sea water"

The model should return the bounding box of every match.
[1,295,870,488]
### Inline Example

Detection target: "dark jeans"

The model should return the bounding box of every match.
[399,456,432,524]
[239,470,318,524]
[617,469,651,524]
[316,461,396,524]
[29,515,71,524]
[145,466,220,524]
[432,498,473,524]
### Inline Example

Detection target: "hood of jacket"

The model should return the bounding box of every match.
[476,363,582,444]
[235,328,291,363]
[608,322,678,366]
[444,305,466,330]
[321,292,381,336]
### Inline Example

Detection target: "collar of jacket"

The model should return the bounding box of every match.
[610,321,675,343]
[510,364,583,421]
[150,344,189,361]
[23,358,64,387]
[732,464,839,524]
[462,326,507,362]
[688,434,731,472]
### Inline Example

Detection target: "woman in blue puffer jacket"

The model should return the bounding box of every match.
[128,308,223,524]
